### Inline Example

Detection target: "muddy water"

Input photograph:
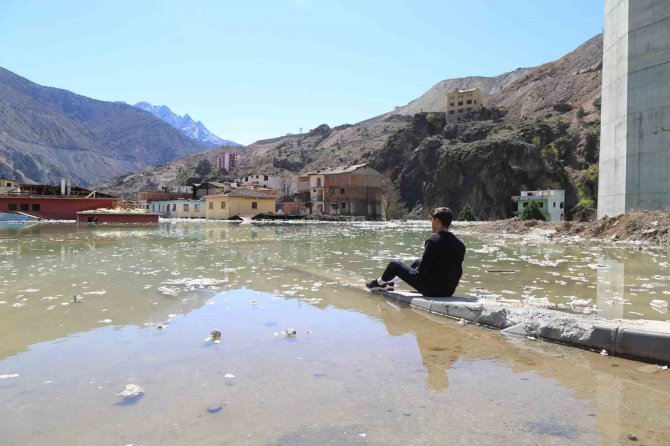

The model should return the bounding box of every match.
[0,222,668,445]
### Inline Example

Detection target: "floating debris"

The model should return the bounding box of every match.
[0,373,19,379]
[650,299,668,309]
[73,295,82,303]
[627,433,638,441]
[601,349,609,356]
[457,319,468,326]
[205,330,222,343]
[224,373,235,379]
[207,404,223,413]
[117,384,144,400]
[274,328,297,337]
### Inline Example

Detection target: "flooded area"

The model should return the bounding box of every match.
[0,222,669,445]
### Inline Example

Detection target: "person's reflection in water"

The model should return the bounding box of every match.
[378,304,462,392]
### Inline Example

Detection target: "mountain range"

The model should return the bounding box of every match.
[0,66,215,186]
[132,102,241,147]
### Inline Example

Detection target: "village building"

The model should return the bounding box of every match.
[512,189,565,221]
[236,174,292,196]
[289,164,383,220]
[149,199,206,218]
[193,181,232,199]
[0,178,18,188]
[445,88,484,119]
[204,189,276,220]
[215,152,240,172]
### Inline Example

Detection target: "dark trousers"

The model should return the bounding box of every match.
[381,259,423,294]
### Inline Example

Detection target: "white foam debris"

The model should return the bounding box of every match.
[98,319,112,324]
[0,373,19,379]
[224,374,235,379]
[83,290,106,295]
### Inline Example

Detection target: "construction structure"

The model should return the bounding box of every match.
[290,164,383,219]
[598,0,670,217]
[445,88,484,119]
[512,189,565,222]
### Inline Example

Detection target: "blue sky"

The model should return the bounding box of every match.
[0,0,603,145]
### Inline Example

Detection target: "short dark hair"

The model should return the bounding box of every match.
[431,207,453,227]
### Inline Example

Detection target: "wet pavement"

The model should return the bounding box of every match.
[0,221,668,445]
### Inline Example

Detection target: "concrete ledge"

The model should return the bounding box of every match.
[375,290,670,364]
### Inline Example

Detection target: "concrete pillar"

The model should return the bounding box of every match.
[598,0,670,218]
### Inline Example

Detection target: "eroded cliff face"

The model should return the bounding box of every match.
[372,112,600,220]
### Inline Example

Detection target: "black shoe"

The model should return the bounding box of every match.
[366,279,394,291]
[366,279,384,290]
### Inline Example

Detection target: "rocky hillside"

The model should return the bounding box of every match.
[380,68,533,118]
[133,102,241,147]
[490,34,603,120]
[0,66,207,186]
[98,145,244,197]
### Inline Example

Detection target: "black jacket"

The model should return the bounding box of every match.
[417,231,465,296]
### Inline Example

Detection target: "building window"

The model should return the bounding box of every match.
[209,202,214,209]
[221,201,226,209]
[173,204,176,211]
[467,100,472,105]
[8,203,16,211]
[32,204,40,211]
[553,202,556,208]
[340,188,345,194]
[523,202,528,208]
[264,175,268,181]
[251,202,258,209]
[474,100,477,104]
[448,110,454,115]
[317,178,322,187]
[20,203,28,211]
[538,202,544,208]
[560,202,564,209]
[457,109,463,113]
[152,205,156,211]
[449,102,454,106]
[183,204,189,212]
[194,204,200,212]
[341,202,345,209]
[458,101,463,106]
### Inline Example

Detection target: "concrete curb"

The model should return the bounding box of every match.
[377,290,670,364]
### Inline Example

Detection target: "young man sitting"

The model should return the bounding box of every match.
[366,207,466,297]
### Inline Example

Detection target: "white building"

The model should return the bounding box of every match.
[512,189,565,221]
[149,199,206,218]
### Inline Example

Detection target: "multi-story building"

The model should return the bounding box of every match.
[215,152,240,172]
[512,189,565,221]
[292,164,383,219]
[445,88,484,119]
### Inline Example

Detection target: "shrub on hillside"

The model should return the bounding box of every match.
[458,203,478,221]
[520,201,547,221]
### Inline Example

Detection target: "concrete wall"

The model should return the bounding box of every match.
[598,0,670,217]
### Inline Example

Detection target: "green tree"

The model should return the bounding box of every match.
[457,203,478,221]
[195,159,212,177]
[520,201,547,221]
